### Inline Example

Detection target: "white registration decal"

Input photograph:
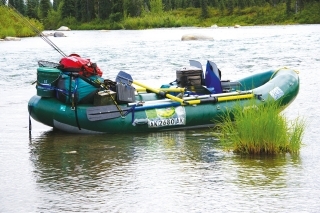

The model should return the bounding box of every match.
[269,87,284,100]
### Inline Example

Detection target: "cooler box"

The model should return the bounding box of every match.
[176,66,203,87]
[37,67,61,97]
[116,83,135,103]
[94,90,116,106]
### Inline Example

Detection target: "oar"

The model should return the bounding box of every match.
[135,87,185,93]
[116,71,186,104]
[116,71,255,105]
[186,93,255,105]
[87,93,255,121]
[129,93,254,111]
[86,105,131,121]
[128,90,253,106]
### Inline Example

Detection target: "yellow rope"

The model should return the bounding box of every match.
[270,67,299,80]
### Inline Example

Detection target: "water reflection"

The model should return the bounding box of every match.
[28,129,303,212]
[29,130,222,184]
[229,154,301,188]
[28,129,226,211]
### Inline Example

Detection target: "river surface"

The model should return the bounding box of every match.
[0,25,320,212]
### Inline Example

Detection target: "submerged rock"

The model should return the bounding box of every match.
[181,34,213,41]
[53,32,66,37]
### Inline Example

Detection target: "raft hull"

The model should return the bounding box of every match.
[28,69,299,134]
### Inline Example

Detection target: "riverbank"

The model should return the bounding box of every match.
[1,2,320,38]
[61,3,320,30]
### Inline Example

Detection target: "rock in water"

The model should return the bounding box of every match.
[54,32,66,37]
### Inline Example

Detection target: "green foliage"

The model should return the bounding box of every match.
[59,16,78,29]
[2,0,320,34]
[26,0,39,19]
[0,5,43,38]
[293,2,320,23]
[123,13,186,29]
[123,0,143,17]
[39,0,51,20]
[150,0,163,14]
[216,100,306,155]
[60,0,76,19]
[44,9,60,29]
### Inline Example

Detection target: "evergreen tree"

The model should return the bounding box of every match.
[39,0,51,19]
[162,0,172,10]
[75,0,82,20]
[150,0,163,14]
[75,0,95,22]
[52,0,60,11]
[61,0,76,18]
[124,0,143,17]
[8,0,25,14]
[87,0,95,21]
[26,0,39,19]
[109,0,123,22]
[15,0,25,15]
[286,0,292,14]
[226,0,234,14]
[201,0,208,18]
[97,0,111,20]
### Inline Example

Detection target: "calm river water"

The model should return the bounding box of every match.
[1,25,320,212]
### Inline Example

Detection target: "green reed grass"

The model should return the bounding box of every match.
[216,101,306,155]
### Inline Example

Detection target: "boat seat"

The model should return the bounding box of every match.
[205,60,222,93]
[189,60,241,93]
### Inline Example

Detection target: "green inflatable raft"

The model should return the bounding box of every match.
[28,60,299,134]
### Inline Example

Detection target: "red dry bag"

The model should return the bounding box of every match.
[59,54,103,77]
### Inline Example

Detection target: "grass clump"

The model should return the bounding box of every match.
[217,101,306,155]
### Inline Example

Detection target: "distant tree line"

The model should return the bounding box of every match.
[2,0,318,23]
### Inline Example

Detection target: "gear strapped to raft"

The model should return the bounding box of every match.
[58,54,103,77]
[36,54,137,130]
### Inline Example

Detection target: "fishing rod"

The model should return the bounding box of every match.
[1,1,67,57]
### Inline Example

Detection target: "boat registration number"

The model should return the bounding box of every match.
[145,106,186,128]
[148,117,185,128]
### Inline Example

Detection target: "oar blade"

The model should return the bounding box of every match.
[87,112,122,121]
[86,105,131,121]
[116,71,133,84]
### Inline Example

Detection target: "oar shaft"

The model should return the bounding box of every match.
[135,87,185,92]
[132,80,185,104]
[217,93,254,101]
[184,93,254,105]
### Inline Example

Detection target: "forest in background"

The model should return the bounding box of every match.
[1,0,320,38]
